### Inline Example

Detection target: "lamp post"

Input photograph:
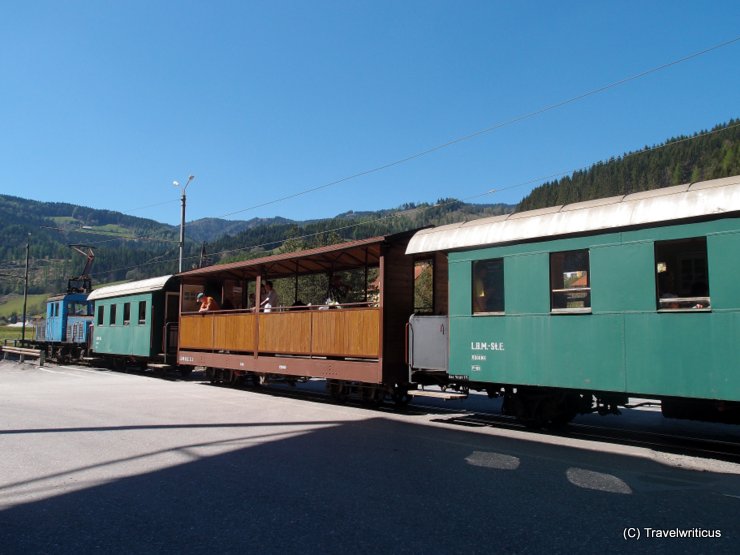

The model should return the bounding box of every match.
[21,234,30,344]
[173,175,195,273]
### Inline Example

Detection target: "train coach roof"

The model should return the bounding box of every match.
[87,275,175,300]
[178,232,414,281]
[406,175,740,254]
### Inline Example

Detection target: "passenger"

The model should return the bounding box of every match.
[260,281,279,312]
[660,293,679,309]
[690,281,710,308]
[197,292,220,313]
[327,274,349,303]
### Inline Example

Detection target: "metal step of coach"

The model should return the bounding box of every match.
[407,389,468,400]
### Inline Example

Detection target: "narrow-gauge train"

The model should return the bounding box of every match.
[31,175,740,426]
[32,246,96,362]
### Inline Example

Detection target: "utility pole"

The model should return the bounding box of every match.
[21,234,30,344]
[173,175,195,273]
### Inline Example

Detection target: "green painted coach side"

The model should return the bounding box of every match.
[92,292,165,358]
[448,217,740,402]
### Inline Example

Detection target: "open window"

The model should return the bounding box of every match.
[123,302,131,325]
[138,301,146,324]
[414,259,434,314]
[550,250,591,313]
[472,258,504,314]
[97,306,105,326]
[109,304,117,326]
[655,237,710,310]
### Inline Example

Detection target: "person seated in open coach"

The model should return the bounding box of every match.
[259,281,279,312]
[197,292,220,313]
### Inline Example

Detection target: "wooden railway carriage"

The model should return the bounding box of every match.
[406,175,740,425]
[176,231,446,400]
[87,275,180,366]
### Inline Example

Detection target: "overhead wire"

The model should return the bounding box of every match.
[215,35,740,219]
[30,36,740,281]
[90,119,740,279]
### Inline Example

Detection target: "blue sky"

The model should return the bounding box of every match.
[2,1,738,226]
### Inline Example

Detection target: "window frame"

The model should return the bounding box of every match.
[471,258,505,315]
[109,304,117,326]
[550,249,591,314]
[654,237,711,312]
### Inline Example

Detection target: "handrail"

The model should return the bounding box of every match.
[181,300,379,315]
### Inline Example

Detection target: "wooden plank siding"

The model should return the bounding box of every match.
[179,307,380,359]
[258,312,312,354]
[214,313,255,351]
[179,314,214,350]
[310,309,380,357]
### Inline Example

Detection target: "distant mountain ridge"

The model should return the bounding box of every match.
[186,216,296,243]
[0,193,511,295]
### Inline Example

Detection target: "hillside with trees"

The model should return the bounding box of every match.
[517,120,740,211]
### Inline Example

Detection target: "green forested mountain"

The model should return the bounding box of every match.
[0,196,183,295]
[206,199,512,265]
[0,193,510,297]
[517,120,740,211]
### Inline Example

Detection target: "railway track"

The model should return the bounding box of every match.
[55,362,740,464]
[421,402,740,464]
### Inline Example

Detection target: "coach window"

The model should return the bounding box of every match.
[655,237,710,310]
[109,304,117,326]
[97,306,105,326]
[472,258,504,314]
[123,302,131,325]
[138,301,146,324]
[551,250,591,313]
[414,259,434,314]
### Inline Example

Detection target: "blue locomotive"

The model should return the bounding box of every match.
[33,246,95,362]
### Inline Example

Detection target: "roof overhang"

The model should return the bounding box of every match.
[177,234,409,282]
[87,275,175,301]
[406,176,740,254]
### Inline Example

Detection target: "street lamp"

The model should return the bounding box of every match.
[173,175,195,273]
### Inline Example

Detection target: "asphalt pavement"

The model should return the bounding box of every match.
[1,360,739,554]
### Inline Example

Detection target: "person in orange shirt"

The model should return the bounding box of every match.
[197,292,220,312]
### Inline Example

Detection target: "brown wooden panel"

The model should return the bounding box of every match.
[179,314,213,349]
[311,308,379,357]
[258,312,312,354]
[381,240,415,381]
[214,313,255,351]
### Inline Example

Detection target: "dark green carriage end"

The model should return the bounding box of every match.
[87,275,180,364]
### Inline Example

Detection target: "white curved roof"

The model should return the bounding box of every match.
[87,275,174,301]
[406,176,740,254]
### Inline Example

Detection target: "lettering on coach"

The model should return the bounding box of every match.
[471,341,505,351]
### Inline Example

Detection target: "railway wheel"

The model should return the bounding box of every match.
[505,388,579,429]
[391,385,410,408]
[328,380,349,403]
[360,385,384,407]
